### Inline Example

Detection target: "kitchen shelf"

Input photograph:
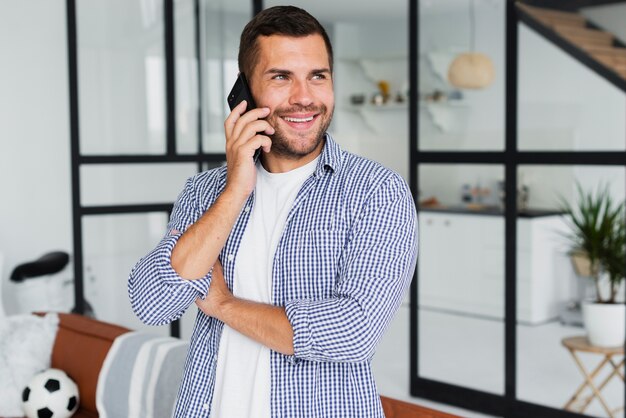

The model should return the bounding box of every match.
[339,102,408,133]
[419,100,469,133]
[418,204,564,218]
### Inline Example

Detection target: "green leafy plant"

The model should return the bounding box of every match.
[560,183,625,303]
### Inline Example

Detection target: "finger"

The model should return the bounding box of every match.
[232,120,274,148]
[231,107,271,141]
[224,100,249,138]
[249,135,273,156]
[230,135,272,158]
[225,99,248,125]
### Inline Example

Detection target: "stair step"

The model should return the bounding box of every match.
[517,3,586,26]
[561,33,614,48]
[593,53,626,66]
[533,14,587,30]
[581,45,626,58]
[594,55,626,69]
[614,63,626,71]
[554,26,614,44]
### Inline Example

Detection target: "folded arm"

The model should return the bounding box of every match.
[128,173,248,326]
[196,261,294,355]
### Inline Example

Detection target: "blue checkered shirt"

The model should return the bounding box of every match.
[129,134,418,417]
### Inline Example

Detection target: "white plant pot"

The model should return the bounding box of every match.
[582,301,625,347]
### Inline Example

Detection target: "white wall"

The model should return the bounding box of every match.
[0,0,72,314]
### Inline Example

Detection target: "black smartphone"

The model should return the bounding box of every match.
[227,73,257,112]
[227,73,263,159]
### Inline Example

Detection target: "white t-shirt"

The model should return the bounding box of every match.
[210,156,319,418]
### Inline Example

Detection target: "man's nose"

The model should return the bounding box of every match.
[289,79,314,107]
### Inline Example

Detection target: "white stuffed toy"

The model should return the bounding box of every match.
[0,313,59,417]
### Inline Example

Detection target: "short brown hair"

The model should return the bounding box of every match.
[238,6,333,82]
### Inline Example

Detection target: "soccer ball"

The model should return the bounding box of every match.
[22,368,79,418]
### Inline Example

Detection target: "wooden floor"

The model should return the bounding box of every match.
[381,396,460,418]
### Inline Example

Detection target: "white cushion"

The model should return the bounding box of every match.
[0,313,59,417]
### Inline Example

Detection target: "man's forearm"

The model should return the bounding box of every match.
[171,189,248,280]
[220,298,294,355]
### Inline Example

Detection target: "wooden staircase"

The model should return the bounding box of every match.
[517,3,626,81]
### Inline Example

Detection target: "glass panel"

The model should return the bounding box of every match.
[83,213,198,336]
[516,165,626,417]
[518,23,626,151]
[263,0,410,180]
[176,0,200,154]
[77,0,166,155]
[201,0,251,153]
[418,164,505,394]
[80,163,197,206]
[418,0,505,151]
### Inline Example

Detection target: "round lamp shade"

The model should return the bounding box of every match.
[448,52,495,89]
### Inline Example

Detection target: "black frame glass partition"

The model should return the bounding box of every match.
[67,0,251,337]
[410,1,626,417]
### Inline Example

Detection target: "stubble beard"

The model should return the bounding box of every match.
[267,104,334,159]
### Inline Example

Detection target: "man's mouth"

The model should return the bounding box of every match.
[282,115,315,123]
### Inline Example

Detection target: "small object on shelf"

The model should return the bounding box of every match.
[448,90,463,100]
[471,182,490,204]
[497,180,505,210]
[461,184,472,203]
[517,184,529,211]
[419,196,441,208]
[350,94,365,105]
[377,80,391,103]
[394,91,405,103]
[371,92,385,106]
[428,90,446,102]
[465,203,488,210]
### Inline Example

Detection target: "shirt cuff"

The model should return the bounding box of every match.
[284,299,314,363]
[159,232,212,297]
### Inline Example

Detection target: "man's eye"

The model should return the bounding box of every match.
[312,74,327,80]
[273,74,288,80]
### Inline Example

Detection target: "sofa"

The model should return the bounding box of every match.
[39,312,130,418]
[44,313,456,418]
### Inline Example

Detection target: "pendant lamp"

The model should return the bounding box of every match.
[448,0,495,89]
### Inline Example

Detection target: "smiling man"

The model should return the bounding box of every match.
[129,6,418,418]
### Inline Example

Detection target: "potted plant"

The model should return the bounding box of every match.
[561,183,625,347]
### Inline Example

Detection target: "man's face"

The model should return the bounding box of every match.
[249,34,334,159]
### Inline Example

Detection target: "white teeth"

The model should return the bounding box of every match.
[283,116,314,123]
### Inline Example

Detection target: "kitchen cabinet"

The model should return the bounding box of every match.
[418,211,574,324]
[418,212,505,319]
[516,215,574,324]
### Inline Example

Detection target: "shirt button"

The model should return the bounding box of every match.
[227,254,234,262]
[244,205,250,213]
[203,403,209,411]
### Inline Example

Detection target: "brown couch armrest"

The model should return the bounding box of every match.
[43,313,130,418]
[380,396,460,418]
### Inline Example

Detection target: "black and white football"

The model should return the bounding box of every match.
[22,368,79,418]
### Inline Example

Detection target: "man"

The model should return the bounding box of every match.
[129,6,417,417]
